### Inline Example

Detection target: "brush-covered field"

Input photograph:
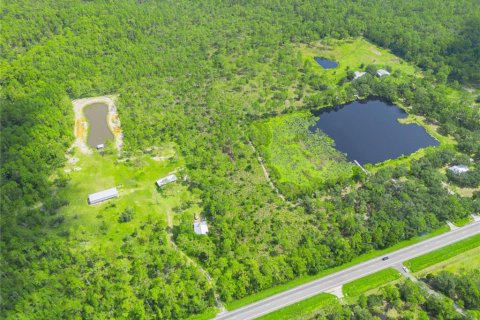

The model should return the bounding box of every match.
[250,112,354,199]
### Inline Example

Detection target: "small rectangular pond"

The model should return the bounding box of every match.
[309,99,439,165]
[84,103,114,148]
[314,57,338,69]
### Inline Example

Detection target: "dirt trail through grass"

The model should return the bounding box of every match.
[248,140,287,202]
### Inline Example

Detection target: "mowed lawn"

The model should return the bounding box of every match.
[404,234,480,272]
[56,148,200,254]
[343,268,401,298]
[416,246,480,276]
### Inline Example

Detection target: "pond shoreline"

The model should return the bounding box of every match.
[309,98,440,165]
[71,96,123,154]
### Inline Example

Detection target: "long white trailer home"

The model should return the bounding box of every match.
[156,174,177,188]
[88,187,119,205]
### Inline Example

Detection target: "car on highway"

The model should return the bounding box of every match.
[382,256,389,261]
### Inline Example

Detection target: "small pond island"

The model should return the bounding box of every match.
[310,99,439,165]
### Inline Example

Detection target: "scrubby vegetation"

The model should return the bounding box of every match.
[250,112,354,198]
[1,0,479,318]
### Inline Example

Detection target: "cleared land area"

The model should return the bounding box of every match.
[57,146,197,252]
[299,38,417,84]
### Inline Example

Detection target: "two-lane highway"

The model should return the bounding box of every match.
[215,220,480,320]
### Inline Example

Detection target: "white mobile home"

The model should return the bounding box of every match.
[156,174,177,187]
[88,187,119,205]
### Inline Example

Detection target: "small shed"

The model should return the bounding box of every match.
[193,220,209,235]
[448,165,470,175]
[156,174,177,188]
[88,187,118,205]
[353,71,366,80]
[376,69,390,77]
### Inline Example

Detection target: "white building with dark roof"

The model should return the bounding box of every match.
[88,187,118,205]
[376,69,390,77]
[156,174,177,188]
[193,220,209,235]
[448,165,470,175]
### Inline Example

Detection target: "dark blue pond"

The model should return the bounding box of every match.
[314,57,338,69]
[310,99,439,165]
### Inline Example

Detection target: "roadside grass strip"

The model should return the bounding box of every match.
[404,234,480,273]
[256,293,338,320]
[226,225,448,310]
[342,268,401,297]
[417,246,480,276]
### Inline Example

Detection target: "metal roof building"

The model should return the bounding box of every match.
[156,174,177,187]
[448,165,470,175]
[353,71,366,80]
[193,220,209,235]
[377,69,390,77]
[88,187,119,205]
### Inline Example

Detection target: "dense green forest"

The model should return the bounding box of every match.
[1,0,479,318]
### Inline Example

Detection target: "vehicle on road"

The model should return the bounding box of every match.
[382,256,389,261]
[402,266,409,273]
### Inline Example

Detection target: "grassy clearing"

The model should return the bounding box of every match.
[299,38,417,83]
[57,146,200,254]
[226,225,449,310]
[343,268,401,298]
[455,186,480,198]
[416,246,480,276]
[404,234,480,273]
[256,293,338,320]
